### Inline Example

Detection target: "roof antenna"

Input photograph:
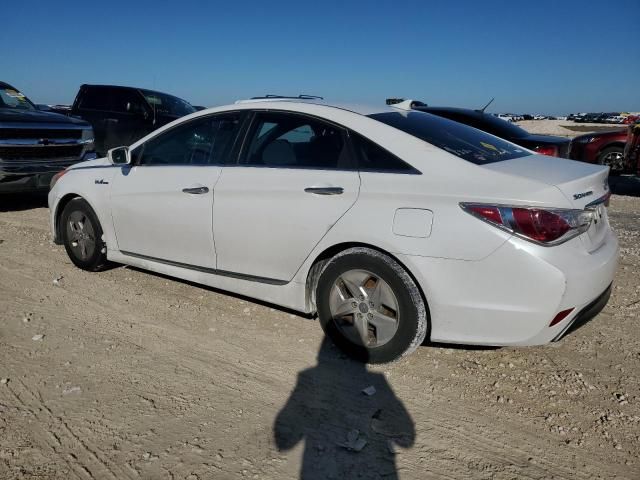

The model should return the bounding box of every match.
[478,97,494,113]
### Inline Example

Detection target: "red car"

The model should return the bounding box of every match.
[570,129,628,173]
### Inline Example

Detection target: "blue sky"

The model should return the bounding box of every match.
[3,0,639,115]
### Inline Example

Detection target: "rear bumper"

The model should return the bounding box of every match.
[553,283,612,341]
[0,153,95,193]
[397,229,618,346]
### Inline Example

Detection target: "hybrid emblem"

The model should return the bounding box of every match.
[95,179,109,185]
[573,190,593,200]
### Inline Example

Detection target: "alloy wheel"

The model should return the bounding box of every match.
[66,210,96,261]
[328,269,400,348]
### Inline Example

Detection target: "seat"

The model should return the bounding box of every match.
[262,139,297,166]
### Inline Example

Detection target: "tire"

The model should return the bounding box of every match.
[60,197,109,271]
[316,247,428,364]
[597,146,625,174]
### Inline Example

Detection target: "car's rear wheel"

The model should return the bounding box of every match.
[61,198,108,271]
[598,146,625,174]
[316,247,428,364]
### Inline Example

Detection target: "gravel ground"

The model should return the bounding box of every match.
[0,190,639,480]
[516,120,627,138]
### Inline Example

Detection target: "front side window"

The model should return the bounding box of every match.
[369,111,531,165]
[136,114,241,166]
[243,112,351,169]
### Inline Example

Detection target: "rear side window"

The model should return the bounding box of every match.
[352,133,419,173]
[369,111,531,164]
[243,112,352,169]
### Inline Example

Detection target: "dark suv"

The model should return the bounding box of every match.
[0,81,95,193]
[64,84,196,156]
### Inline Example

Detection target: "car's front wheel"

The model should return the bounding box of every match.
[316,247,428,364]
[60,197,108,271]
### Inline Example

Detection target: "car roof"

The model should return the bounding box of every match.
[232,98,397,117]
[414,105,491,119]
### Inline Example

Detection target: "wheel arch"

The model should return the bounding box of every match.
[305,242,430,326]
[54,193,102,244]
[597,142,626,156]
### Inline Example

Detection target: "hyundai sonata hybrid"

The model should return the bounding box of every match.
[48,97,618,363]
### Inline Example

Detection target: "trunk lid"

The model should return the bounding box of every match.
[483,155,611,251]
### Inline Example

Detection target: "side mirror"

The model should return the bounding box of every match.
[108,146,131,165]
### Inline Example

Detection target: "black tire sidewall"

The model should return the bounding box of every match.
[61,198,106,271]
[317,251,423,364]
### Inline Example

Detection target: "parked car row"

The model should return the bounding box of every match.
[0,82,197,193]
[492,113,559,122]
[4,83,639,196]
[568,112,639,124]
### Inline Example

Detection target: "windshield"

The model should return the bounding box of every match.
[369,111,532,164]
[140,89,196,117]
[0,87,36,111]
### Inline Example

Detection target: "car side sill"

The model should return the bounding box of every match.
[120,250,289,286]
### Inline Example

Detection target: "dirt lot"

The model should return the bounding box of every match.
[0,188,639,480]
[516,119,627,138]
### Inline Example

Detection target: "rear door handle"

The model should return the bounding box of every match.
[304,187,344,195]
[182,186,209,194]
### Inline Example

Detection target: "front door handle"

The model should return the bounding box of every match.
[304,187,344,195]
[182,186,209,194]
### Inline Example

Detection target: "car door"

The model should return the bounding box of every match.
[213,110,361,282]
[110,112,243,268]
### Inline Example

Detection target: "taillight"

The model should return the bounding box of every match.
[511,208,570,242]
[534,145,559,157]
[460,203,593,245]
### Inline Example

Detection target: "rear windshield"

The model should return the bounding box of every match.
[369,111,532,164]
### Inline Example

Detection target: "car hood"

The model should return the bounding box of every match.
[573,129,627,141]
[0,108,89,126]
[68,156,110,171]
[483,154,609,209]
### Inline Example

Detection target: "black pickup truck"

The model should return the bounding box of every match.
[0,81,96,193]
[56,84,197,156]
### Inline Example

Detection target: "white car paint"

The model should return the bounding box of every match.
[49,99,618,347]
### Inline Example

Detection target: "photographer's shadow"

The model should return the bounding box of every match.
[274,338,414,479]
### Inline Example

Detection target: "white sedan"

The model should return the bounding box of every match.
[48,97,618,363]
